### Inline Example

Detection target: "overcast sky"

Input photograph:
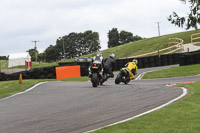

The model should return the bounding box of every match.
[0,0,191,56]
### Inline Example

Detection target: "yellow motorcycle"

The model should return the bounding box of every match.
[115,68,131,84]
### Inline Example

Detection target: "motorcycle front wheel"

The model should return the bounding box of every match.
[124,76,130,84]
[115,72,121,84]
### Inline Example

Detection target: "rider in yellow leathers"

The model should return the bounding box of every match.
[122,59,138,80]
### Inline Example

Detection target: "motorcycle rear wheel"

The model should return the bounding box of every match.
[92,73,98,87]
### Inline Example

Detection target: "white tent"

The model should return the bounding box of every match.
[8,52,31,68]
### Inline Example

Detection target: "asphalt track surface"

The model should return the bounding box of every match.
[0,65,200,133]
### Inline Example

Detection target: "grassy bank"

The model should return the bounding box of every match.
[98,29,200,59]
[0,60,8,69]
[0,77,89,99]
[93,81,200,133]
[2,29,200,69]
[142,64,200,79]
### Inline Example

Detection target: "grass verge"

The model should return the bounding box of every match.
[0,77,89,99]
[142,64,200,79]
[0,60,8,69]
[193,42,200,46]
[93,81,200,133]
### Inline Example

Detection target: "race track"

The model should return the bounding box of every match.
[0,65,200,133]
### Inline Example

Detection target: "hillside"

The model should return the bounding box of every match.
[0,60,8,69]
[1,29,200,69]
[84,29,200,59]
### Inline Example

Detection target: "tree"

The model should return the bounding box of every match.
[27,48,38,62]
[44,45,61,62]
[132,35,144,42]
[82,30,101,54]
[56,30,101,59]
[108,28,144,48]
[0,56,8,60]
[38,52,46,62]
[119,30,134,45]
[168,0,200,29]
[108,28,119,48]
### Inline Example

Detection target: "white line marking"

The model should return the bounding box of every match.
[0,82,47,102]
[135,74,142,80]
[86,87,187,133]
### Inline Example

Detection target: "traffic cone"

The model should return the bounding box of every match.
[19,74,22,84]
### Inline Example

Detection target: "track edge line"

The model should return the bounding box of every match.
[86,87,187,133]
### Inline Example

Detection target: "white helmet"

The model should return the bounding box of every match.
[96,51,102,56]
[133,59,138,65]
[110,53,115,59]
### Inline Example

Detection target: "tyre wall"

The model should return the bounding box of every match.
[179,51,200,66]
[1,51,200,81]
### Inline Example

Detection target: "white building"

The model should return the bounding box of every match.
[8,52,31,68]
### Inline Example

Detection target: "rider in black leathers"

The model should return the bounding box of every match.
[103,53,116,78]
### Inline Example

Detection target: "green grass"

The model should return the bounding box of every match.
[0,77,89,99]
[97,29,200,59]
[2,29,200,69]
[142,64,200,79]
[77,29,200,59]
[93,81,200,133]
[0,60,8,69]
[0,58,75,69]
[193,42,200,46]
[10,61,58,69]
[0,60,58,70]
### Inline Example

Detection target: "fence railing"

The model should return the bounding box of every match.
[121,38,184,59]
[191,32,200,43]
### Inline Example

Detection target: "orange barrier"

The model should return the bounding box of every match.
[56,65,81,79]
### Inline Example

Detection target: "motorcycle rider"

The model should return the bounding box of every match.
[123,59,138,80]
[88,52,104,78]
[103,53,116,78]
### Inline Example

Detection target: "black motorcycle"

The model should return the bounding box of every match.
[100,69,110,85]
[90,63,103,87]
[115,68,131,84]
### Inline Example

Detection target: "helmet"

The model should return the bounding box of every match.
[133,59,138,65]
[96,51,102,56]
[110,53,115,59]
